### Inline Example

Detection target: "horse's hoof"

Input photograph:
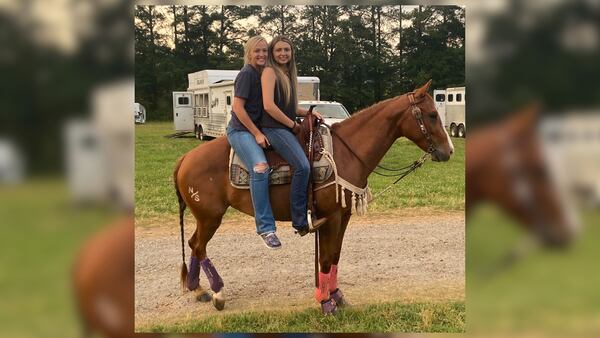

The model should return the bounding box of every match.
[212,290,225,311]
[195,288,212,302]
[330,288,346,307]
[321,298,337,315]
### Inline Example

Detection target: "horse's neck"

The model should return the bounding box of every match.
[466,124,514,207]
[333,97,406,185]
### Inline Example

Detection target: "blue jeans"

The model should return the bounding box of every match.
[262,127,309,229]
[226,127,276,235]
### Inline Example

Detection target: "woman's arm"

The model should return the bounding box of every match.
[297,105,323,120]
[261,67,296,129]
[232,97,269,148]
[296,106,308,117]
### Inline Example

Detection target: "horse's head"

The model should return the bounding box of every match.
[400,80,454,162]
[477,105,580,248]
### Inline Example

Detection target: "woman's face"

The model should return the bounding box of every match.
[272,41,292,66]
[250,40,268,68]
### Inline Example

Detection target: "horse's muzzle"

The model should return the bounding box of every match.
[431,148,451,162]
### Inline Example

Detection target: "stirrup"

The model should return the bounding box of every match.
[307,210,326,233]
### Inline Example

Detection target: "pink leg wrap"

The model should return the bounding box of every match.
[329,265,338,292]
[314,271,330,302]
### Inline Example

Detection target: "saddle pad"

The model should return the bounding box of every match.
[229,125,334,189]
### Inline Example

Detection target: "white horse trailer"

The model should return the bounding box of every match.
[434,87,466,138]
[172,92,193,132]
[541,113,600,208]
[173,69,320,139]
[433,89,447,128]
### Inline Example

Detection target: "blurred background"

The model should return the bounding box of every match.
[466,0,600,336]
[0,0,599,337]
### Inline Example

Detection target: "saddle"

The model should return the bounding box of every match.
[229,118,334,189]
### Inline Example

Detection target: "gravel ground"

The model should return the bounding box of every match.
[135,210,465,329]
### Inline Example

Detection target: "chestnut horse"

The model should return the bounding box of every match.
[174,80,454,313]
[467,104,579,250]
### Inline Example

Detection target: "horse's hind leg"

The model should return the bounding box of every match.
[185,231,211,302]
[191,214,226,311]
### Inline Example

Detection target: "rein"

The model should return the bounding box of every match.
[322,91,436,201]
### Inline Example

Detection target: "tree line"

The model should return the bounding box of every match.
[135,5,465,120]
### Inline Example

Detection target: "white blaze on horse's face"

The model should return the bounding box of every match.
[443,118,455,154]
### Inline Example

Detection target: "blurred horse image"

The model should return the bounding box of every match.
[465,104,579,275]
[467,104,580,253]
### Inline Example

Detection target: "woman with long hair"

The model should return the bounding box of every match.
[226,36,281,249]
[261,35,326,236]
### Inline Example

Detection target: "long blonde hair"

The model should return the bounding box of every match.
[244,36,267,66]
[266,35,298,107]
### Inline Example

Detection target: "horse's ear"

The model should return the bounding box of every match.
[510,101,542,135]
[415,79,433,97]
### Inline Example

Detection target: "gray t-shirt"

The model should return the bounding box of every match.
[228,64,263,131]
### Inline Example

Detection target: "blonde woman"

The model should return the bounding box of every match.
[261,35,326,236]
[226,36,281,249]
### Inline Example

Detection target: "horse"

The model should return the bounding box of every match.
[466,103,579,251]
[174,80,454,314]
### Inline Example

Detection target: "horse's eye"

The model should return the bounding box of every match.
[429,112,437,120]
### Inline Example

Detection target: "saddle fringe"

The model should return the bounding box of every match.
[318,150,372,216]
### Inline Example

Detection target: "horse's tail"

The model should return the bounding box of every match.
[174,154,188,290]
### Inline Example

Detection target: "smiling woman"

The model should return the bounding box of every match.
[261,35,328,235]
[224,36,283,250]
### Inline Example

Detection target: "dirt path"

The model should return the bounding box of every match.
[135,209,464,329]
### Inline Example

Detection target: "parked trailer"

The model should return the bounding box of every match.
[434,86,466,138]
[173,69,320,140]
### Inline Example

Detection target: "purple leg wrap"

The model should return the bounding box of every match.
[186,256,200,291]
[330,288,345,306]
[200,258,224,293]
[321,298,338,315]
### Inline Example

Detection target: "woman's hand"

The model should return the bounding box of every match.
[291,121,302,135]
[312,110,324,121]
[255,133,270,148]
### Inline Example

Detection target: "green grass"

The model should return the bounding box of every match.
[135,122,464,220]
[142,301,465,333]
[467,206,600,335]
[0,179,116,338]
[135,122,200,219]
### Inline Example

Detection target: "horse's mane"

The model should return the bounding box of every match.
[334,95,403,129]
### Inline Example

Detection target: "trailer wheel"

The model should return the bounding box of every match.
[458,124,466,138]
[195,125,206,140]
[450,124,458,138]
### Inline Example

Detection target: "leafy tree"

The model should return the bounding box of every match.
[259,5,299,36]
[133,5,464,120]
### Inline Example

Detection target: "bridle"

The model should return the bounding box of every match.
[326,92,437,169]
[322,91,438,200]
[407,92,437,155]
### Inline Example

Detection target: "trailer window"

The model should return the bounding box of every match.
[448,94,454,102]
[456,94,462,102]
[178,97,189,105]
[226,96,231,106]
[435,94,445,102]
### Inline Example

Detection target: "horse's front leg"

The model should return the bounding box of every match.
[329,210,352,307]
[315,211,342,315]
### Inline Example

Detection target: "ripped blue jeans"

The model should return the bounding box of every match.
[226,127,276,235]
